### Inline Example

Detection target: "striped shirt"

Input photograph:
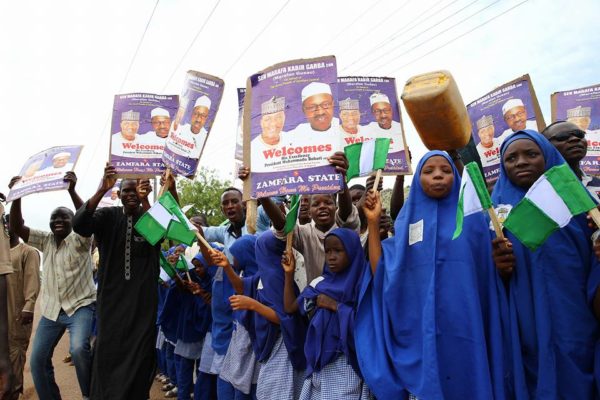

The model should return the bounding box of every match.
[28,229,96,321]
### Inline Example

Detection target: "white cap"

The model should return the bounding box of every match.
[52,152,71,160]
[301,82,332,102]
[194,95,211,109]
[151,107,170,118]
[369,92,390,106]
[502,98,525,115]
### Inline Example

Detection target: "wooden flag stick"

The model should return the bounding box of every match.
[372,169,383,192]
[158,168,172,197]
[286,231,293,253]
[487,207,505,239]
[195,231,212,251]
[589,208,600,229]
[185,270,192,281]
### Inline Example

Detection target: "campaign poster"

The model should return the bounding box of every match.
[337,76,411,175]
[7,145,83,202]
[245,56,342,199]
[467,74,545,182]
[551,83,600,175]
[109,93,178,178]
[163,71,225,177]
[234,88,245,179]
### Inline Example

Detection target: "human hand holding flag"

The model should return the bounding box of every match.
[344,138,391,187]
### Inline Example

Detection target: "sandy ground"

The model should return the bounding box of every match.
[20,305,166,400]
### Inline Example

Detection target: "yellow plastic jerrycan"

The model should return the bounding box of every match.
[401,70,471,151]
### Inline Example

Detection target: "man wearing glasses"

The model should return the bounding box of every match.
[542,121,600,201]
[366,92,403,152]
[139,107,171,157]
[499,98,538,142]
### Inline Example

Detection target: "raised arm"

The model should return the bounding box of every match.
[160,171,179,204]
[86,163,118,212]
[72,164,116,237]
[238,164,286,231]
[282,249,299,314]
[210,250,244,294]
[64,172,83,210]
[8,177,30,243]
[364,190,383,274]
[137,179,152,212]
[328,152,352,221]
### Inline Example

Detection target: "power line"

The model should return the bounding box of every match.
[161,0,222,92]
[222,0,292,78]
[316,0,387,54]
[386,0,530,74]
[341,0,451,72]
[82,0,160,179]
[363,0,493,74]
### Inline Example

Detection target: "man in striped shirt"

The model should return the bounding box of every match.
[8,171,96,400]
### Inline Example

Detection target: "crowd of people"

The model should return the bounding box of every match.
[1,121,600,400]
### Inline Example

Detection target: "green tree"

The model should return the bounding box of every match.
[177,167,231,226]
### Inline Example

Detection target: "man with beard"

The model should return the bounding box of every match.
[72,165,172,400]
[542,121,600,201]
[498,98,538,141]
[139,107,171,157]
[111,110,141,157]
[366,92,403,153]
[9,172,95,400]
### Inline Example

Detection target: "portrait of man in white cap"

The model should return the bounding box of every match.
[498,98,537,140]
[111,110,141,157]
[137,107,172,156]
[167,95,211,160]
[339,98,362,136]
[36,151,74,176]
[148,107,171,139]
[251,96,287,172]
[298,82,336,132]
[475,115,502,168]
[366,92,403,152]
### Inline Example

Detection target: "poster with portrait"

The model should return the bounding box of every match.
[244,56,342,199]
[337,76,411,175]
[551,83,600,175]
[233,88,245,180]
[109,93,178,178]
[163,71,224,177]
[466,74,545,182]
[7,145,83,202]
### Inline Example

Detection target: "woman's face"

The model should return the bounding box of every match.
[419,156,454,199]
[502,139,545,188]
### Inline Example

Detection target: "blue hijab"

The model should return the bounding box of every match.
[491,130,600,398]
[355,150,505,400]
[299,227,366,376]
[229,235,258,329]
[245,230,307,369]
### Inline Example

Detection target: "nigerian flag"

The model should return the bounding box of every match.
[453,162,492,239]
[135,192,197,246]
[159,252,177,279]
[344,138,390,181]
[284,194,300,235]
[504,163,597,250]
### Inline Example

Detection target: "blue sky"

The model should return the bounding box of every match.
[1,0,599,229]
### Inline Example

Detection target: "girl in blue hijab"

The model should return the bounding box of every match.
[283,227,372,400]
[355,150,505,399]
[491,130,600,398]
[226,230,307,400]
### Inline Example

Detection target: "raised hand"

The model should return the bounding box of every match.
[327,152,349,177]
[229,295,256,311]
[210,250,230,269]
[281,249,295,275]
[363,190,382,224]
[63,171,78,192]
[101,163,117,192]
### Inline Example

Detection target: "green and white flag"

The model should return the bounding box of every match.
[503,163,597,250]
[344,138,391,181]
[283,194,300,235]
[159,252,177,279]
[135,192,198,246]
[453,162,492,239]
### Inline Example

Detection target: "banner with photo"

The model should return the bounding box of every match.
[109,93,178,177]
[7,145,83,202]
[163,71,224,177]
[467,74,545,182]
[245,56,342,199]
[337,76,411,175]
[98,180,121,208]
[234,88,245,180]
[551,83,600,175]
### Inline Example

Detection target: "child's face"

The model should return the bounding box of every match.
[167,253,178,264]
[192,259,206,278]
[419,156,454,199]
[175,246,186,256]
[324,235,349,274]
[502,139,545,189]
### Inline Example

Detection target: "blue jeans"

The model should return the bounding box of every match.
[175,354,194,400]
[165,342,178,385]
[30,305,94,399]
[194,370,217,400]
